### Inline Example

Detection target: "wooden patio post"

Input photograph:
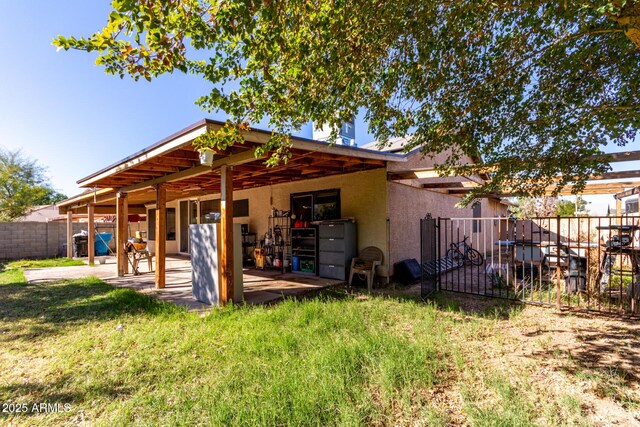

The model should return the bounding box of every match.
[220,165,234,305]
[616,198,622,222]
[87,203,95,266]
[116,192,128,277]
[155,183,166,289]
[66,210,73,258]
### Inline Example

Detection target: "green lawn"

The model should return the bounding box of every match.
[0,258,84,285]
[0,264,632,426]
[4,257,86,270]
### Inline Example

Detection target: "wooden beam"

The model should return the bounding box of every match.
[585,170,640,181]
[598,150,640,163]
[146,158,197,168]
[134,165,181,173]
[614,186,640,200]
[155,184,166,289]
[421,181,481,189]
[116,192,128,277]
[58,188,116,213]
[551,182,640,195]
[388,167,496,181]
[66,211,73,258]
[87,203,95,266]
[120,148,261,193]
[91,205,146,215]
[220,165,234,305]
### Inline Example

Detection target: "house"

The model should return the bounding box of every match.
[17,204,61,222]
[57,119,507,302]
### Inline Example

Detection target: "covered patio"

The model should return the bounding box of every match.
[57,119,403,306]
[23,255,344,311]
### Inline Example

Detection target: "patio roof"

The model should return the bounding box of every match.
[58,119,406,213]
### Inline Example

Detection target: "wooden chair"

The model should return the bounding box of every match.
[125,242,153,275]
[348,246,384,291]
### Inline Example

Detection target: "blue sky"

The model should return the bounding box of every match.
[0,2,345,196]
[0,2,636,215]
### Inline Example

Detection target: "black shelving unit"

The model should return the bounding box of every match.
[291,227,317,275]
[265,215,291,273]
[242,232,256,267]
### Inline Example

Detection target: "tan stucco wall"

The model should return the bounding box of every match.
[233,168,389,272]
[386,181,507,268]
[151,168,389,270]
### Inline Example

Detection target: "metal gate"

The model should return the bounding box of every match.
[420,214,437,298]
[420,215,640,318]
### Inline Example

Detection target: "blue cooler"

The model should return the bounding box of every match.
[95,232,112,256]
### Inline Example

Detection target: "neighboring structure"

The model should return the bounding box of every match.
[57,119,507,302]
[16,204,61,222]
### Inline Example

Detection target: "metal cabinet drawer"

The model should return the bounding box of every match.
[319,238,345,252]
[319,251,344,265]
[319,264,346,280]
[319,224,344,239]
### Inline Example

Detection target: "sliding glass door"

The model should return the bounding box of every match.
[179,201,199,253]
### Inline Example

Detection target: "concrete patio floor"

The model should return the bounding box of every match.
[23,256,343,311]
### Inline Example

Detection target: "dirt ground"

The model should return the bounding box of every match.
[430,291,640,426]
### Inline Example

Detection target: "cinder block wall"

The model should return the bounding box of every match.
[0,222,117,260]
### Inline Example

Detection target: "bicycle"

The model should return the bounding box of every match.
[446,235,484,266]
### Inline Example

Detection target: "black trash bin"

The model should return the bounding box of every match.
[72,234,88,257]
[565,256,587,294]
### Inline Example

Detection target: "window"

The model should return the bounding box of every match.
[166,208,176,240]
[148,208,177,240]
[199,198,249,223]
[234,199,249,217]
[291,189,340,222]
[200,200,221,224]
[314,190,340,221]
[472,203,481,233]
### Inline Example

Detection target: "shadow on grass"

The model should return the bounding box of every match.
[0,374,135,421]
[0,277,183,342]
[313,284,526,321]
[529,310,640,395]
[0,373,134,405]
[425,291,525,320]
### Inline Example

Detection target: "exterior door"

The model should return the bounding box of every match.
[179,201,198,253]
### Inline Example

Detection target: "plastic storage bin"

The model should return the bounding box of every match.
[94,232,112,256]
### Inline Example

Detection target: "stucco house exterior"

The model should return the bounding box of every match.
[58,119,507,296]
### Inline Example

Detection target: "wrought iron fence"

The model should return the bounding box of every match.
[420,215,437,298]
[421,215,640,317]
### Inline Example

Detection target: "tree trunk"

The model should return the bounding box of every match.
[615,1,640,49]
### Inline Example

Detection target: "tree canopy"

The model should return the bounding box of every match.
[0,148,66,221]
[510,195,589,217]
[54,1,640,203]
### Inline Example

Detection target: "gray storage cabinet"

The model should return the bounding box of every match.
[190,223,243,305]
[318,222,357,280]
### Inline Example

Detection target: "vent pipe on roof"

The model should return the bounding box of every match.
[312,119,355,146]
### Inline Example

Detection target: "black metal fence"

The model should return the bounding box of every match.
[421,215,640,317]
[420,215,437,298]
